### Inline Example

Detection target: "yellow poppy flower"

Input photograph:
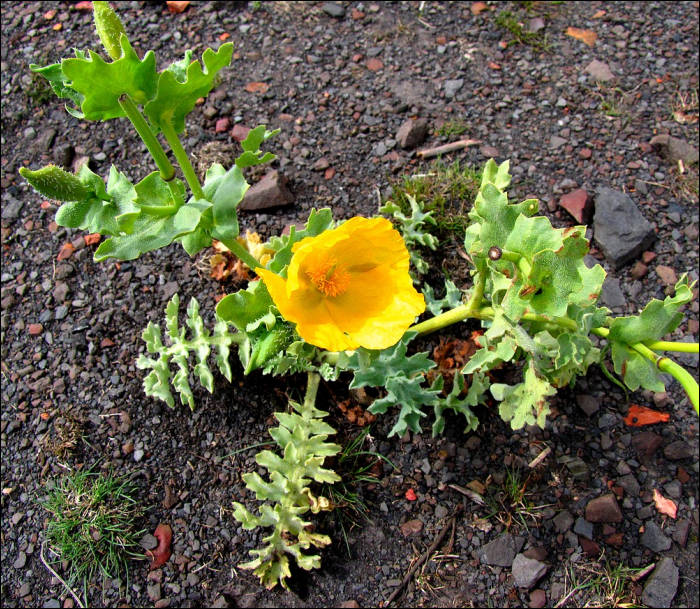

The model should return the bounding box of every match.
[256,217,425,352]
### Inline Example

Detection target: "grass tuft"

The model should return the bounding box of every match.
[387,160,480,240]
[41,470,145,604]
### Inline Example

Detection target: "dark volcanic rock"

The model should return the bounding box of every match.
[593,188,655,269]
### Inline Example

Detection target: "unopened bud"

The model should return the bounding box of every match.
[488,246,502,261]
[93,1,127,60]
[20,165,88,202]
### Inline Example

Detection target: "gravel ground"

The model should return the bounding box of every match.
[1,2,699,608]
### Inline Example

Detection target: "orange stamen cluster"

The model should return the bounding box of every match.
[307,258,350,297]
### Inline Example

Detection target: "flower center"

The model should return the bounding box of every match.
[307,258,350,297]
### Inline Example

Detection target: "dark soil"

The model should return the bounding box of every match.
[1,2,698,608]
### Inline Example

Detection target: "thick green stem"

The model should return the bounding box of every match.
[217,238,261,272]
[658,358,699,415]
[160,120,205,201]
[464,260,487,314]
[118,96,184,207]
[642,340,699,354]
[304,371,321,413]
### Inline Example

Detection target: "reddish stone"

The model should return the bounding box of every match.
[324,167,336,180]
[239,171,294,211]
[529,589,546,609]
[630,261,648,279]
[313,157,330,171]
[642,251,656,264]
[351,9,365,19]
[606,532,624,547]
[632,431,662,457]
[400,519,423,537]
[436,36,447,45]
[523,546,548,561]
[229,124,251,142]
[215,117,230,133]
[352,53,363,62]
[366,58,383,71]
[579,537,601,557]
[559,188,592,224]
[28,324,43,336]
[579,148,592,159]
[655,264,678,286]
[676,466,690,484]
[585,494,623,523]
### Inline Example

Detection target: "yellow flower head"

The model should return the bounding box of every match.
[256,217,425,352]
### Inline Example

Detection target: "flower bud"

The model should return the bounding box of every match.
[20,165,88,202]
[93,1,127,60]
[245,322,294,374]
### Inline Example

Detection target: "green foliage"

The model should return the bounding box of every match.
[609,276,694,392]
[19,165,88,202]
[495,10,550,52]
[143,43,233,134]
[346,332,486,437]
[380,195,438,276]
[423,279,463,316]
[136,295,244,410]
[93,1,127,60]
[233,373,340,590]
[41,470,145,605]
[264,208,335,276]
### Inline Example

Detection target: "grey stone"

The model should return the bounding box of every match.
[601,276,626,308]
[550,136,567,149]
[650,134,699,166]
[593,188,655,269]
[641,521,672,552]
[1,197,23,220]
[479,533,518,567]
[553,510,574,533]
[617,474,640,498]
[573,517,594,540]
[565,457,590,481]
[321,2,345,18]
[444,79,464,99]
[31,128,56,153]
[672,520,690,547]
[663,440,693,460]
[641,557,678,608]
[663,480,682,499]
[239,171,294,211]
[576,395,599,416]
[511,553,547,589]
[434,504,449,520]
[13,552,27,569]
[44,601,61,609]
[585,59,615,82]
[396,118,429,149]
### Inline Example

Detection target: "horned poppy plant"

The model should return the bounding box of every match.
[256,217,425,352]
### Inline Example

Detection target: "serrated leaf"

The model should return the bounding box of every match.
[236,125,280,168]
[143,43,233,134]
[480,158,512,191]
[462,334,517,374]
[30,61,84,110]
[61,36,158,120]
[423,279,463,316]
[348,332,434,388]
[432,371,485,436]
[491,361,556,429]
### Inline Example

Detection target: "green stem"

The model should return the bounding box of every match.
[632,342,699,415]
[500,250,532,277]
[658,358,699,415]
[160,120,205,201]
[218,238,263,272]
[642,340,699,354]
[304,371,321,413]
[464,259,487,314]
[118,96,184,207]
[593,326,699,413]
